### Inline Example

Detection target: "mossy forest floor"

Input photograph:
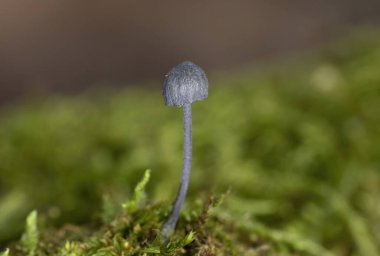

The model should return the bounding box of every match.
[1,29,380,255]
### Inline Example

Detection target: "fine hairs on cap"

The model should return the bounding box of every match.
[162,61,208,107]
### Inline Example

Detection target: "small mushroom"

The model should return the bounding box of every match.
[161,61,208,239]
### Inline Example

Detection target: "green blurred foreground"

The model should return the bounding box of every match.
[0,30,380,255]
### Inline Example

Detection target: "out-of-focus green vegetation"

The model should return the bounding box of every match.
[0,29,380,255]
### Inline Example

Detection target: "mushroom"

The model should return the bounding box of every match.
[161,61,208,238]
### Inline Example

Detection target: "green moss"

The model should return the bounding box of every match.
[0,249,10,256]
[1,29,380,255]
[20,211,38,256]
[7,171,327,256]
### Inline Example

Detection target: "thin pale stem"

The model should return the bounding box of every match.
[161,103,192,239]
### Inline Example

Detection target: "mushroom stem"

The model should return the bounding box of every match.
[162,103,192,239]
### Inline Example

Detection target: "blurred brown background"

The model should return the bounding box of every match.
[1,0,380,104]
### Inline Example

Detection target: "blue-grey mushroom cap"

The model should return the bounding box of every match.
[162,61,208,107]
